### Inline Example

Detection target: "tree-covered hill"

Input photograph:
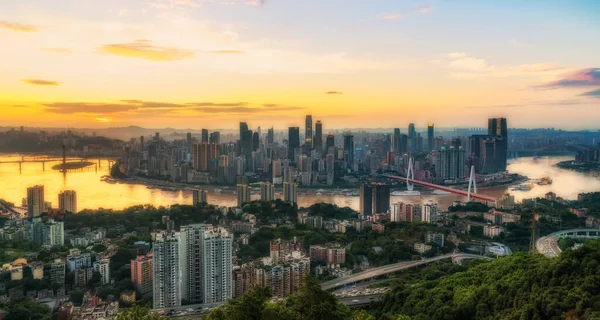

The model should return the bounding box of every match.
[371,240,600,320]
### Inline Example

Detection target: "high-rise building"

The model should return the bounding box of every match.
[267,128,274,147]
[392,128,401,153]
[217,155,228,184]
[193,189,208,205]
[305,115,313,145]
[343,135,354,170]
[27,185,45,218]
[131,252,153,296]
[470,135,505,174]
[427,123,434,151]
[179,224,212,303]
[240,122,249,138]
[93,259,110,285]
[201,129,209,143]
[283,182,298,204]
[288,127,300,160]
[326,135,335,152]
[372,183,390,214]
[152,231,181,309]
[192,143,219,172]
[201,228,233,304]
[209,132,220,144]
[436,146,467,181]
[58,190,77,213]
[313,121,323,152]
[25,218,64,246]
[425,232,445,247]
[359,183,373,215]
[260,182,274,201]
[408,123,416,152]
[186,133,192,147]
[237,184,251,207]
[488,118,508,172]
[422,203,438,223]
[252,132,259,152]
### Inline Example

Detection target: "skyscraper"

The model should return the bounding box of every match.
[179,224,212,303]
[267,127,274,147]
[193,143,219,172]
[201,129,209,143]
[488,118,508,172]
[239,122,248,139]
[283,182,298,204]
[372,183,390,214]
[237,184,251,207]
[252,132,259,152]
[193,189,208,205]
[392,128,401,153]
[241,129,254,159]
[152,231,180,309]
[359,183,372,215]
[305,115,313,145]
[427,123,434,151]
[436,146,467,181]
[314,121,323,152]
[131,253,153,297]
[58,190,77,213]
[27,185,45,218]
[209,132,220,144]
[260,182,274,201]
[201,228,233,304]
[186,132,192,148]
[288,127,300,160]
[326,135,335,152]
[408,123,416,152]
[343,135,354,170]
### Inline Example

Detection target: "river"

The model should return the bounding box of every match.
[0,155,599,211]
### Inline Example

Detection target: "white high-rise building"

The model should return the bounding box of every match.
[192,189,208,205]
[93,259,110,285]
[179,224,212,303]
[27,185,45,218]
[152,231,181,309]
[25,218,64,246]
[58,190,77,213]
[260,182,274,201]
[422,203,438,223]
[201,228,233,304]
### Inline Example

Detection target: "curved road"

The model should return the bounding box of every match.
[536,228,600,257]
[321,253,491,291]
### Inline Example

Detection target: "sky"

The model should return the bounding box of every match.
[1,0,600,130]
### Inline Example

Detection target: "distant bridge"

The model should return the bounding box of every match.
[385,175,497,203]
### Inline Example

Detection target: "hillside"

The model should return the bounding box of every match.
[371,240,600,320]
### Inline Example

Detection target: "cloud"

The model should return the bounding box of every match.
[23,79,61,86]
[437,52,570,80]
[324,91,343,95]
[581,88,600,97]
[43,103,139,114]
[188,102,248,107]
[415,5,433,13]
[0,20,38,32]
[99,40,195,61]
[245,0,267,6]
[463,100,583,109]
[209,50,246,54]
[382,13,407,20]
[150,0,200,8]
[535,68,600,89]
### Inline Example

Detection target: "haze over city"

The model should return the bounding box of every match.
[1,0,600,129]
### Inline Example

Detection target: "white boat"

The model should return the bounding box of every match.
[316,192,323,196]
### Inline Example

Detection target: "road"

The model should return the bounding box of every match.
[536,228,600,257]
[321,253,491,291]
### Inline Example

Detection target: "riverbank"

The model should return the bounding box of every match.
[51,161,95,171]
[556,160,600,176]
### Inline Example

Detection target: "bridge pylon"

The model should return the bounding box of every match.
[407,157,415,191]
[467,165,477,202]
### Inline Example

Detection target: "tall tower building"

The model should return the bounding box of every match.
[372,183,390,215]
[427,123,434,151]
[326,135,335,152]
[152,231,181,309]
[260,182,274,201]
[283,182,298,204]
[305,115,313,145]
[237,184,251,207]
[359,183,373,215]
[131,252,153,296]
[488,118,508,172]
[27,185,45,218]
[201,129,209,143]
[392,128,401,153]
[314,121,323,152]
[239,122,249,139]
[201,228,233,304]
[209,132,220,144]
[343,135,354,170]
[58,190,77,213]
[288,127,300,160]
[179,224,212,303]
[408,123,416,152]
[267,128,274,147]
[192,189,208,205]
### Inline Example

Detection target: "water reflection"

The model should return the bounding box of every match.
[0,154,598,211]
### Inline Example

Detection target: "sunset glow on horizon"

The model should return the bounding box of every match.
[1,0,599,129]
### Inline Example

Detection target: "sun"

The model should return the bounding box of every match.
[95,117,111,123]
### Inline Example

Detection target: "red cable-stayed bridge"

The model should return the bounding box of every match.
[384,174,497,203]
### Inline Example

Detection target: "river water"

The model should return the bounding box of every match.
[1,155,599,211]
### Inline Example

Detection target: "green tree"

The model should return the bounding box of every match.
[283,276,352,320]
[5,298,53,320]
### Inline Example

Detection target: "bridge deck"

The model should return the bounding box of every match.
[386,175,496,202]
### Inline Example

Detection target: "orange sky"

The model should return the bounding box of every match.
[1,0,599,129]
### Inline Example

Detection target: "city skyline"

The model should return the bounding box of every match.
[1,0,600,129]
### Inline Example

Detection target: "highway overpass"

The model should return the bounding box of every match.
[536,228,600,257]
[321,253,492,291]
